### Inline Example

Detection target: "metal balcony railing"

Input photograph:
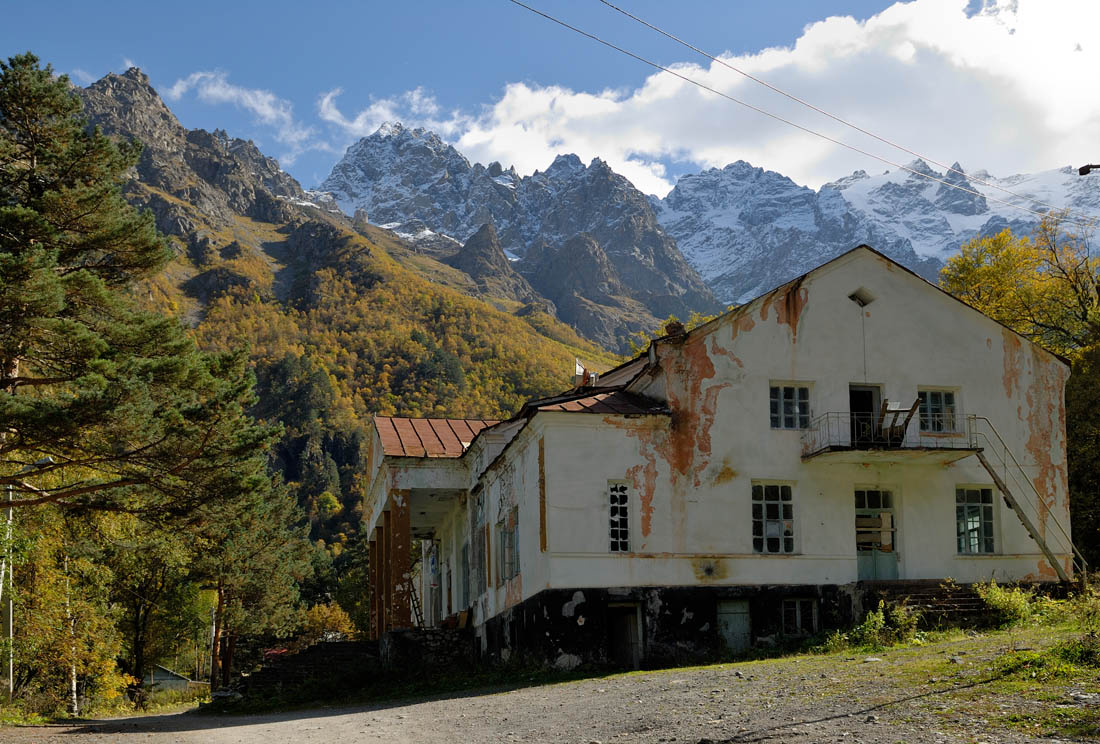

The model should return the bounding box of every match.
[801,412,971,458]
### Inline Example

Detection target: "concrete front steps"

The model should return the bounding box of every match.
[858,580,990,625]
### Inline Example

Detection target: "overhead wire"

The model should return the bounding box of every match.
[506,0,1094,228]
[598,0,1083,220]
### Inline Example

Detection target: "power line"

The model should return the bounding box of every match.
[507,0,1094,228]
[598,0,1083,219]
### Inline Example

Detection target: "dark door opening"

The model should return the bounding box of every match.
[607,604,642,669]
[849,386,879,447]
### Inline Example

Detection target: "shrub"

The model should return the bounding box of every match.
[832,600,923,651]
[975,579,1034,626]
[299,601,355,646]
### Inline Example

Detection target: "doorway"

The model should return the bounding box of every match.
[607,604,642,669]
[849,385,881,447]
[855,488,899,580]
[717,600,751,653]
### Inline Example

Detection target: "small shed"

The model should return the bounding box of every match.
[143,664,196,691]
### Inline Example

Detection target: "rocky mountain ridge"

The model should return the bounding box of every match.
[318,122,1100,306]
[319,123,721,349]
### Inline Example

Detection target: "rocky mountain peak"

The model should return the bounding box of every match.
[905,158,938,179]
[444,223,541,308]
[79,70,306,241]
[935,161,987,215]
[447,223,510,277]
[543,153,585,179]
[319,121,719,350]
[81,68,186,157]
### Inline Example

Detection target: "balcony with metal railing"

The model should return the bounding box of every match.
[801,412,979,463]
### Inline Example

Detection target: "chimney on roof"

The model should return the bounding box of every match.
[573,359,598,388]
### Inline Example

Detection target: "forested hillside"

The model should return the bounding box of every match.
[0,56,618,717]
[79,67,616,560]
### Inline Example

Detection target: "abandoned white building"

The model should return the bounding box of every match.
[362,246,1082,669]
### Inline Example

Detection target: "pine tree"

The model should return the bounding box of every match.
[0,53,277,516]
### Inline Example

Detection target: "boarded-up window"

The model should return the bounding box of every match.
[956,487,995,554]
[609,481,630,552]
[752,483,794,554]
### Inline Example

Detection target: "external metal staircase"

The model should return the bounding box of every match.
[966,415,1088,582]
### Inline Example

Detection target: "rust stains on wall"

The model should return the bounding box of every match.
[626,458,658,538]
[601,415,665,540]
[729,311,755,341]
[1002,328,1071,574]
[1002,330,1024,402]
[709,334,743,368]
[759,277,809,342]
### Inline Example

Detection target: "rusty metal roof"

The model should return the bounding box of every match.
[372,416,500,458]
[533,389,669,415]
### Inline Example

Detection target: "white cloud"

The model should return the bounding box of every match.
[315,0,1100,195]
[318,87,468,139]
[70,68,95,85]
[166,70,325,164]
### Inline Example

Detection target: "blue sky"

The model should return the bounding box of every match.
[4,1,1097,193]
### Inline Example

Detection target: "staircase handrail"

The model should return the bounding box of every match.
[966,415,1088,575]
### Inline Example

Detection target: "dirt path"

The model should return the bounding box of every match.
[5,633,1090,744]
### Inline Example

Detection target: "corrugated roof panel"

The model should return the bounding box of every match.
[374,417,403,455]
[390,418,426,457]
[410,418,446,457]
[428,419,464,456]
[372,416,500,457]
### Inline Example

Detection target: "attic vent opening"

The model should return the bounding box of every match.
[848,287,875,307]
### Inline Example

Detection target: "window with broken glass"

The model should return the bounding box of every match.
[770,385,810,429]
[783,598,817,635]
[752,483,795,554]
[918,389,958,432]
[609,481,630,552]
[956,487,995,554]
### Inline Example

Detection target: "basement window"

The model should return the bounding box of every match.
[752,482,795,554]
[783,598,818,635]
[609,481,630,553]
[956,487,995,554]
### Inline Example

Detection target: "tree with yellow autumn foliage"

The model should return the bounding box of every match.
[940,212,1100,568]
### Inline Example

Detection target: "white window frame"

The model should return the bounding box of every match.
[770,382,812,430]
[955,485,997,555]
[751,480,796,554]
[608,480,631,553]
[918,388,960,433]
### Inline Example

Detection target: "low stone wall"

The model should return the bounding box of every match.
[380,627,475,673]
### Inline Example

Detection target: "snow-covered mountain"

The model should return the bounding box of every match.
[318,121,1100,314]
[319,123,720,349]
[657,159,1100,303]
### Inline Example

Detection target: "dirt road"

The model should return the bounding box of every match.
[5,633,1087,743]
